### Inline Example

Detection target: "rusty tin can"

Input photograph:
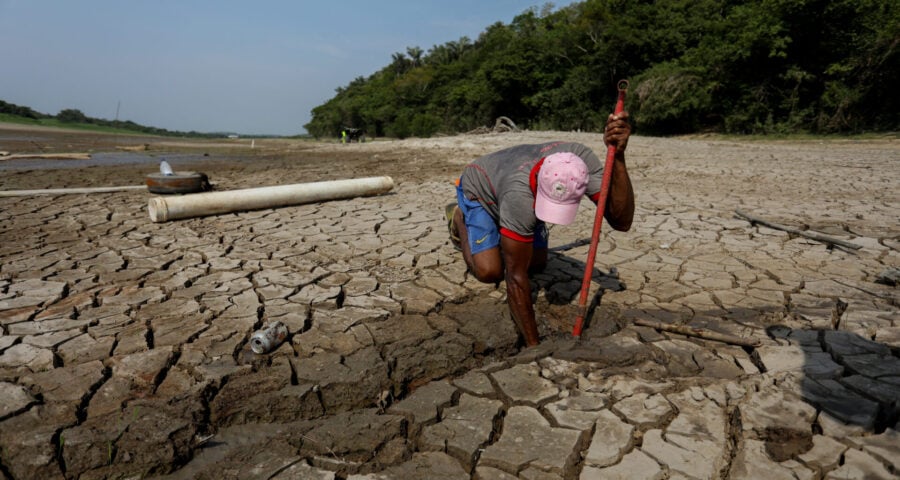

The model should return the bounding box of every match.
[249,321,288,354]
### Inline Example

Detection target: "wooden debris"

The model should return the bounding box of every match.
[633,318,762,347]
[466,116,521,135]
[734,209,862,250]
[0,152,91,161]
[116,144,150,152]
[549,237,591,252]
[493,116,520,132]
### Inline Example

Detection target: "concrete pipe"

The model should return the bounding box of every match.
[148,176,394,223]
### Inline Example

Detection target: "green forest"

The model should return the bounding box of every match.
[0,101,225,138]
[304,0,898,139]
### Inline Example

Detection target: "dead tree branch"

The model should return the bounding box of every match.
[734,209,862,250]
[633,319,762,347]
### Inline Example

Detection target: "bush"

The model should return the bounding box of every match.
[57,108,89,123]
[632,64,714,134]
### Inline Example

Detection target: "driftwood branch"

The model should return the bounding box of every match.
[633,318,762,347]
[493,116,520,132]
[0,153,91,161]
[549,238,591,252]
[467,117,521,135]
[734,209,862,250]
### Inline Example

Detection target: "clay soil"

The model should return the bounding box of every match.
[1,123,898,479]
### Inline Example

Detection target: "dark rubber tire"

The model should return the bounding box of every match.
[145,172,211,194]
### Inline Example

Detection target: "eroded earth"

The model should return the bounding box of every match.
[0,125,898,479]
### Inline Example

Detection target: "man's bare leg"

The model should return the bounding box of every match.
[453,207,502,283]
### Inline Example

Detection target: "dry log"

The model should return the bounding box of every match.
[466,116,520,135]
[0,153,91,161]
[734,209,862,250]
[493,116,520,132]
[633,318,762,347]
[549,238,591,252]
[116,144,149,152]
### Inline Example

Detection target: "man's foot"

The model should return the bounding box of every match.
[445,203,462,251]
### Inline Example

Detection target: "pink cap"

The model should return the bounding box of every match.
[535,152,588,225]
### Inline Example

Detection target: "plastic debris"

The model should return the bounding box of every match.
[160,160,174,176]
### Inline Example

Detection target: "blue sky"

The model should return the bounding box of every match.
[0,1,573,136]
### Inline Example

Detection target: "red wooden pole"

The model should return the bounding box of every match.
[572,79,628,337]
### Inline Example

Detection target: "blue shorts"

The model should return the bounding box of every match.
[456,182,548,255]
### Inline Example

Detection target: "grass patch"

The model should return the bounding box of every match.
[0,113,155,135]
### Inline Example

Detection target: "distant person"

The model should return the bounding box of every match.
[341,130,347,144]
[446,113,634,346]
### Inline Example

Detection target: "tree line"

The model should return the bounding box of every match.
[0,100,224,138]
[304,0,898,138]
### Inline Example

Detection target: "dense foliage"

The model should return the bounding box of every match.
[0,100,48,120]
[305,0,898,138]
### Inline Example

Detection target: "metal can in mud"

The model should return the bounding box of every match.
[249,321,288,354]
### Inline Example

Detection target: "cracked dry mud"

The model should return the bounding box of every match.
[0,125,898,480]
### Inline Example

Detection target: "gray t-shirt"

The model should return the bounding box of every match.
[460,142,604,238]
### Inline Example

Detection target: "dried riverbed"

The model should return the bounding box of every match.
[0,125,898,479]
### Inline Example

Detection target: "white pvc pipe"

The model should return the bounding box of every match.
[0,185,146,197]
[148,176,394,223]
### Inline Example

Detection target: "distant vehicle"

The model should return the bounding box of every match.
[227,134,239,139]
[341,127,365,143]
